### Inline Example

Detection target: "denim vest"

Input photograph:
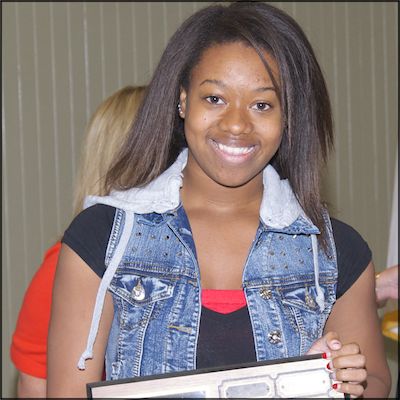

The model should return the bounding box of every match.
[77,149,338,380]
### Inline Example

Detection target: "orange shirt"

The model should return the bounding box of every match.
[10,242,61,378]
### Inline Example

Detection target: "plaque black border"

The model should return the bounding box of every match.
[87,353,325,398]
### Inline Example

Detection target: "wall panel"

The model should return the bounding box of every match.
[2,2,397,397]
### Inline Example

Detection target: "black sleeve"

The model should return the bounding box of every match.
[61,204,116,278]
[331,218,372,299]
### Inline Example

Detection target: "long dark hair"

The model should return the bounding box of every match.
[106,1,334,243]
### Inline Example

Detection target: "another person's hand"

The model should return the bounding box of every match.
[307,331,367,398]
[375,264,399,308]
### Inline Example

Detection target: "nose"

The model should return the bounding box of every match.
[218,105,252,136]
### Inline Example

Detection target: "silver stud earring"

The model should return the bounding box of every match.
[177,102,183,115]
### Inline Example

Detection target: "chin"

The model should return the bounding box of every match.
[213,174,258,189]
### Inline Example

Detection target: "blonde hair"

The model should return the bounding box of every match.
[72,85,146,215]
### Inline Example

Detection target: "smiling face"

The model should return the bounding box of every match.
[179,41,282,190]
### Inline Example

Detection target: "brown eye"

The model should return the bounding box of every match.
[205,95,224,105]
[253,102,271,111]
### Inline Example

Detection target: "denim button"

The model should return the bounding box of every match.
[268,330,282,344]
[260,287,272,300]
[305,293,316,309]
[131,280,145,301]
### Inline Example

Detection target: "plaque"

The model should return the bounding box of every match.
[87,353,344,398]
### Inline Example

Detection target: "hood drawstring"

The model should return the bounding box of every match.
[77,210,135,370]
[311,234,325,312]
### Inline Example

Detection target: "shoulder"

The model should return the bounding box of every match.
[330,217,372,298]
[64,204,116,236]
[331,218,366,241]
[62,204,117,279]
[330,217,371,256]
[72,203,116,225]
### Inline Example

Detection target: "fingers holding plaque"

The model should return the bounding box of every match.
[88,354,344,398]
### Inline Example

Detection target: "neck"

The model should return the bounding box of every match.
[180,164,263,214]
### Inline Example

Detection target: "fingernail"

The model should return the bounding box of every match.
[326,362,332,370]
[322,351,331,359]
[331,340,341,349]
[332,383,338,390]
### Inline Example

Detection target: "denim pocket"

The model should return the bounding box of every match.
[109,271,176,331]
[279,284,323,341]
[110,272,175,306]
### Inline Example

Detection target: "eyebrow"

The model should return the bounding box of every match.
[199,79,275,92]
[200,79,226,88]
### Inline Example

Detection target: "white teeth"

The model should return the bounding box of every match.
[216,142,253,156]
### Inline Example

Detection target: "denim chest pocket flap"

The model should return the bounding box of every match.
[279,283,323,313]
[109,273,175,307]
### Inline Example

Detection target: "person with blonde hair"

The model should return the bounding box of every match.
[10,85,146,398]
[74,86,147,215]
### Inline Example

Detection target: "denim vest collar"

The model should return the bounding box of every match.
[78,148,323,371]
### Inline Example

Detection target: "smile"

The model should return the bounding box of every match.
[216,142,254,156]
[210,139,256,163]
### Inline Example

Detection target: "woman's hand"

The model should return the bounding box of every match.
[375,264,399,308]
[307,331,367,398]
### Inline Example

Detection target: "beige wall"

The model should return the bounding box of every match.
[2,2,398,397]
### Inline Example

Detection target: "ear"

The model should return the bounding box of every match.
[179,87,187,118]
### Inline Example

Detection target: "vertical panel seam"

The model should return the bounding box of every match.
[116,3,122,88]
[382,5,390,211]
[32,3,45,251]
[15,2,29,285]
[2,50,13,345]
[331,2,341,210]
[162,2,168,50]
[67,3,76,191]
[369,3,379,206]
[83,3,91,122]
[49,2,61,234]
[100,3,106,98]
[131,2,138,84]
[147,3,153,73]
[344,3,354,215]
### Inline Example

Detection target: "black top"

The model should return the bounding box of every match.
[62,204,372,369]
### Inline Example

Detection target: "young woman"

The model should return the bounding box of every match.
[47,2,391,398]
[10,85,146,398]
